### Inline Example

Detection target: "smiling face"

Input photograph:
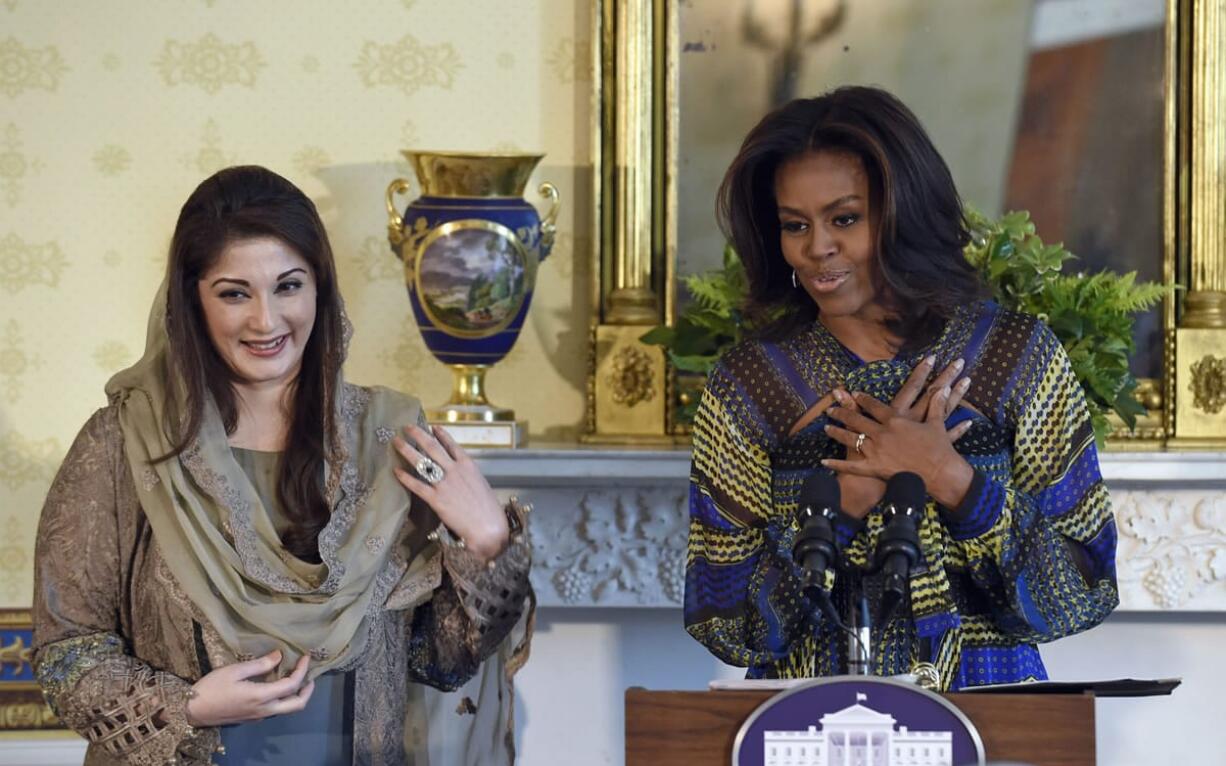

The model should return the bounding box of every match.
[197,237,317,395]
[774,149,885,324]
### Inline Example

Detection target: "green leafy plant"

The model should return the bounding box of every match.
[639,245,775,422]
[644,209,1173,441]
[964,208,1172,443]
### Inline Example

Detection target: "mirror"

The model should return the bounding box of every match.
[675,0,1167,378]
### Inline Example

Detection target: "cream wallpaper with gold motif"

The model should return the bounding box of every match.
[0,0,593,607]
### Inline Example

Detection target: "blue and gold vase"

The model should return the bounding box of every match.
[386,151,559,446]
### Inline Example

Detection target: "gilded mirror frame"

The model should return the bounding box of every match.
[585,0,1226,451]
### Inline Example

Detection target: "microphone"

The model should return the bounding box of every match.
[875,471,925,627]
[792,468,842,626]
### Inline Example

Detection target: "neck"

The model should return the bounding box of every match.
[228,380,293,451]
[819,310,900,363]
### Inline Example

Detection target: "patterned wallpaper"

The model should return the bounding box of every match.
[0,0,593,607]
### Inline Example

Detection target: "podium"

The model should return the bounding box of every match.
[625,688,1096,765]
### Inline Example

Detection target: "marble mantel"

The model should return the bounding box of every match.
[475,447,1226,612]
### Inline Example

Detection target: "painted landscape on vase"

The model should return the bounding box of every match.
[418,227,526,334]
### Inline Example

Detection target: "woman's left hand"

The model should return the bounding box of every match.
[823,385,975,509]
[392,424,510,561]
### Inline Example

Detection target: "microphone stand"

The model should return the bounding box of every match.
[801,545,872,676]
[798,471,923,679]
[844,568,872,676]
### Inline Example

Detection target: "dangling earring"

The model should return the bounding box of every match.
[791,269,798,288]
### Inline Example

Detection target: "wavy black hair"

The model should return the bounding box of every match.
[716,86,984,348]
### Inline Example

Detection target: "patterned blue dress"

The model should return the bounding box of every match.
[684,301,1119,690]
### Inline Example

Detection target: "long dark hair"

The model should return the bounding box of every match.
[716,86,984,348]
[161,165,343,562]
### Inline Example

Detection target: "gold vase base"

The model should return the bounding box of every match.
[428,406,526,449]
[430,402,516,422]
[425,364,526,447]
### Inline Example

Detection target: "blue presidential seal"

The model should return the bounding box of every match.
[733,677,985,766]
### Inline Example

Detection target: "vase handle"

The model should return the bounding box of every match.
[385,178,414,258]
[538,182,561,258]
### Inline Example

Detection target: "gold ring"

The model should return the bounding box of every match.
[854,432,866,454]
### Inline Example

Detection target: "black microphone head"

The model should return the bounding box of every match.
[884,471,926,516]
[797,468,841,523]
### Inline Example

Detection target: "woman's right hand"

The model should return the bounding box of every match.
[830,356,969,518]
[185,650,314,727]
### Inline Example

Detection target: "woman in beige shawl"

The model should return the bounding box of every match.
[32,166,532,765]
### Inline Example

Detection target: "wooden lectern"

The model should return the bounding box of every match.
[625,688,1096,765]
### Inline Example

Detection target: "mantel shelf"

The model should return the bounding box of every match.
[473,446,1226,612]
[473,444,1226,486]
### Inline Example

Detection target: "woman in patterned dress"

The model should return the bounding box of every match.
[684,86,1118,690]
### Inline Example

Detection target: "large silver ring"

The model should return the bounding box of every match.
[415,456,445,485]
[854,432,867,454]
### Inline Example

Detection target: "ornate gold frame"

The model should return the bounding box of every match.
[582,0,680,442]
[0,609,59,731]
[410,219,534,340]
[585,0,1226,451]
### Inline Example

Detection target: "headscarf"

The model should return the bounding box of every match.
[106,278,437,679]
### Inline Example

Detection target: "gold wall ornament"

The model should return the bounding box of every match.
[91,340,132,372]
[0,697,60,730]
[584,0,681,443]
[90,144,131,177]
[0,319,40,404]
[1179,0,1226,330]
[0,634,30,673]
[606,344,656,407]
[349,235,402,284]
[547,37,592,85]
[291,145,330,177]
[154,33,265,94]
[1189,354,1226,413]
[0,233,66,294]
[1169,0,1226,447]
[0,38,68,97]
[0,430,59,491]
[354,33,462,96]
[1,123,43,207]
[182,118,236,176]
[1181,292,1226,329]
[1173,328,1226,445]
[588,324,670,441]
[0,516,28,602]
[0,609,61,731]
[604,0,660,326]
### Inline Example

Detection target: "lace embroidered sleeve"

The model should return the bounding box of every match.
[406,498,533,690]
[32,409,220,764]
[438,498,532,647]
[36,635,218,765]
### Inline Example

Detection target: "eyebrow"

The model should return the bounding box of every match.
[777,195,862,217]
[209,268,306,288]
